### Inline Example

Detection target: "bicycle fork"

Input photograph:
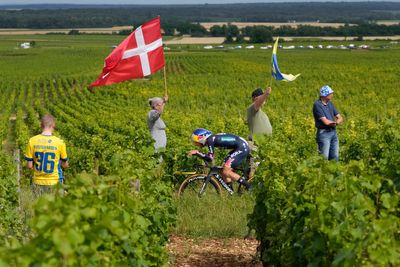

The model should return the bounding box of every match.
[198,173,234,197]
[198,174,211,197]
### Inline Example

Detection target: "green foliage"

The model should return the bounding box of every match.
[0,150,175,266]
[248,26,273,43]
[210,24,240,38]
[176,22,208,37]
[118,29,133,35]
[0,152,24,247]
[0,35,399,265]
[68,29,80,35]
[174,194,255,238]
[249,123,400,266]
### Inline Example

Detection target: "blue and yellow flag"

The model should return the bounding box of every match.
[271,37,300,82]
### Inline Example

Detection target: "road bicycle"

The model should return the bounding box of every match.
[177,154,256,197]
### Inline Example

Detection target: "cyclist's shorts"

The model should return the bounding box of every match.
[224,141,250,169]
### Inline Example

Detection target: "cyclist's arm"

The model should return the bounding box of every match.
[188,150,213,162]
[195,151,213,162]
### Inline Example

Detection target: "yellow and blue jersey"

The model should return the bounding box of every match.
[25,134,68,185]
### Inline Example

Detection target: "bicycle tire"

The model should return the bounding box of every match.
[178,174,222,197]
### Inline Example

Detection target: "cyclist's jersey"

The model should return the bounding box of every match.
[25,134,68,185]
[206,134,247,155]
[197,133,250,168]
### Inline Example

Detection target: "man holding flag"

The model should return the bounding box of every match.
[90,17,170,151]
[246,86,273,178]
[247,86,273,141]
[247,37,300,142]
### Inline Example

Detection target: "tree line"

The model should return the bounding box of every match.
[66,22,400,44]
[0,2,400,29]
[203,23,400,43]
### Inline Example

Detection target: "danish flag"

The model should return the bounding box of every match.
[90,17,165,87]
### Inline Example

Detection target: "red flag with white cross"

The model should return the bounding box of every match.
[90,17,164,87]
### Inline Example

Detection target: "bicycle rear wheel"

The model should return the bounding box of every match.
[178,175,221,197]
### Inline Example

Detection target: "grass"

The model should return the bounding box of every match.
[173,193,255,238]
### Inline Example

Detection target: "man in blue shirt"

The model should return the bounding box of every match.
[312,85,344,161]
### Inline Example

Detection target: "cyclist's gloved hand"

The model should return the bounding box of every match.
[188,150,199,156]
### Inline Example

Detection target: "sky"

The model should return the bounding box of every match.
[1,0,400,5]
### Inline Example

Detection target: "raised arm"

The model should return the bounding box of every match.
[163,95,168,103]
[254,87,272,111]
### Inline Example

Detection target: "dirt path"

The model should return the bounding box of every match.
[168,235,262,267]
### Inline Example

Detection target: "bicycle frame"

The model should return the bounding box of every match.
[198,166,234,197]
[178,155,256,197]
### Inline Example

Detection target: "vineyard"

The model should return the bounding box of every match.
[0,35,399,266]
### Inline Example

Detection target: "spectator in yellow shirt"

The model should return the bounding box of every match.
[25,114,68,197]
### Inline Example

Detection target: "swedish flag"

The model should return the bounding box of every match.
[271,37,300,82]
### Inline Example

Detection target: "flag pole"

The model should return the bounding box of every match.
[269,70,274,88]
[269,37,274,87]
[163,66,167,96]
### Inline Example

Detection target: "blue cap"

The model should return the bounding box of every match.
[320,85,334,97]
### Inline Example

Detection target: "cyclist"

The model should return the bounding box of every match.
[188,128,252,190]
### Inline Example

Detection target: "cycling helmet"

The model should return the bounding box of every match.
[191,128,212,145]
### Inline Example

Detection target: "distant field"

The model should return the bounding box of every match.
[376,20,400,25]
[285,35,400,41]
[164,36,225,44]
[163,35,400,45]
[0,22,398,36]
[1,21,397,35]
[0,26,132,35]
[0,31,400,45]
[200,20,400,30]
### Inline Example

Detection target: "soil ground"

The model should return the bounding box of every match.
[168,235,263,267]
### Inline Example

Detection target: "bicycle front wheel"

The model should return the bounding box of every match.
[178,175,221,197]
